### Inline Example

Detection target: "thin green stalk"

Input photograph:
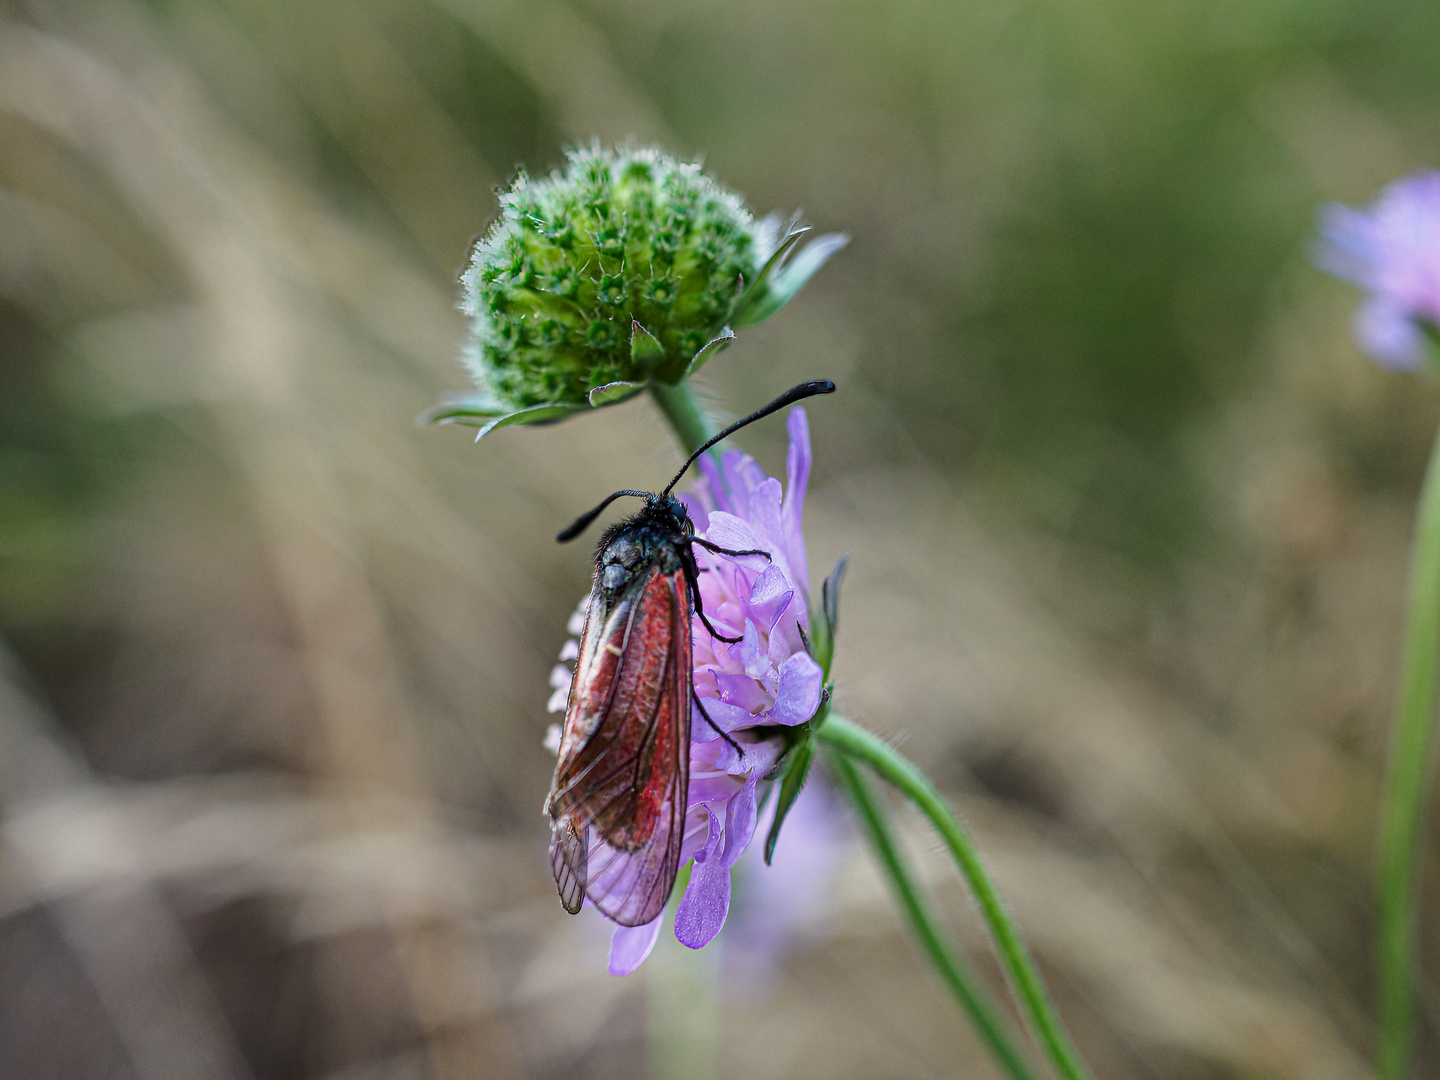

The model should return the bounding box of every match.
[649,380,715,457]
[828,751,1039,1080]
[819,715,1095,1080]
[1376,414,1440,1080]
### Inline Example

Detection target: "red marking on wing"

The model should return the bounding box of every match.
[546,566,691,926]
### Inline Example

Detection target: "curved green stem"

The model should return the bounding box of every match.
[819,715,1095,1080]
[649,380,715,457]
[1376,412,1440,1080]
[827,751,1039,1080]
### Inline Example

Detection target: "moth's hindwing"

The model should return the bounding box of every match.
[546,555,692,926]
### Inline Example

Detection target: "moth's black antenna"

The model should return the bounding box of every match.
[660,380,835,497]
[556,490,650,543]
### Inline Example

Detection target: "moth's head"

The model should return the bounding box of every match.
[644,492,692,534]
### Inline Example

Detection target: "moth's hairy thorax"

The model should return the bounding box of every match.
[593,498,693,607]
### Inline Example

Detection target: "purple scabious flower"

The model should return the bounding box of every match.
[545,407,825,975]
[1318,171,1440,369]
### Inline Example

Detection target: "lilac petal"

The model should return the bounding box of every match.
[674,851,732,949]
[720,451,768,515]
[1318,204,1375,285]
[696,599,745,646]
[689,737,727,768]
[710,735,748,773]
[737,456,768,492]
[735,620,770,678]
[783,408,812,579]
[696,730,780,781]
[689,773,745,804]
[691,695,753,737]
[751,598,797,641]
[719,774,760,867]
[750,477,786,548]
[695,803,722,860]
[720,453,753,520]
[748,566,797,635]
[710,730,764,775]
[751,736,785,776]
[705,513,769,563]
[696,561,749,612]
[711,671,772,713]
[1356,299,1424,369]
[609,916,663,975]
[680,804,714,863]
[769,652,824,726]
[750,563,793,604]
[694,455,727,515]
[1316,172,1440,368]
[768,615,806,667]
[714,733,784,777]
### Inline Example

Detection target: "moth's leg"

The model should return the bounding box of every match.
[696,604,740,644]
[690,536,771,561]
[692,689,744,757]
[683,546,743,643]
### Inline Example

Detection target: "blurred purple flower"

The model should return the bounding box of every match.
[724,774,847,992]
[1318,171,1440,369]
[546,407,826,975]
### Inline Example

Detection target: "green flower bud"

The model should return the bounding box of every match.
[426,144,849,435]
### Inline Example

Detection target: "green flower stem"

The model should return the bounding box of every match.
[827,751,1039,1080]
[649,380,715,457]
[818,715,1095,1080]
[1376,407,1440,1080]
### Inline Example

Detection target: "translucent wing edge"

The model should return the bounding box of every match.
[549,817,587,914]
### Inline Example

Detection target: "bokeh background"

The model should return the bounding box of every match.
[2,0,1440,1077]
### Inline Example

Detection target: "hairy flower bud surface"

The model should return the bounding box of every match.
[426,144,847,435]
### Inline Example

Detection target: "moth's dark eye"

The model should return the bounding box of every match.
[602,564,627,590]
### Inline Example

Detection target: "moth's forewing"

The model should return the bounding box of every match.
[546,555,692,927]
[578,571,690,926]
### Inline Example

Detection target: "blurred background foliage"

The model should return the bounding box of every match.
[3,0,1440,1077]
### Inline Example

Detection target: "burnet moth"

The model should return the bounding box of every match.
[544,379,836,925]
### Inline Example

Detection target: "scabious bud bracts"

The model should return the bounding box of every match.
[426,144,847,435]
[461,146,759,405]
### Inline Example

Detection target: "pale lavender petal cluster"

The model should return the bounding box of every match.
[1318,171,1440,369]
[545,407,825,975]
[683,407,823,738]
